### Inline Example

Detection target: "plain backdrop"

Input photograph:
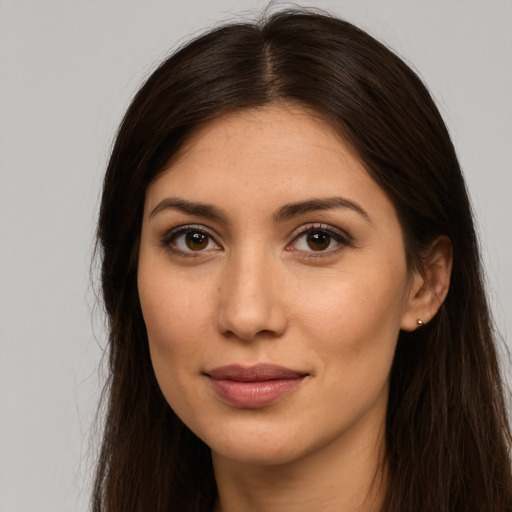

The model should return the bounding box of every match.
[1,1,511,510]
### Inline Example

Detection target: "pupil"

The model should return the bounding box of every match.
[185,232,208,250]
[307,232,330,251]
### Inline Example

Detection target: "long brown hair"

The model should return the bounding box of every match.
[93,9,512,511]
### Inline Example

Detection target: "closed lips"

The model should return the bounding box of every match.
[205,364,308,381]
[205,364,308,408]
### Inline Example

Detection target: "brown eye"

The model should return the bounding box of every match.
[185,232,209,251]
[306,231,331,251]
[290,225,350,255]
[165,226,220,255]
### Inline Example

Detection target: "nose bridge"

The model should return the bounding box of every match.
[217,244,286,341]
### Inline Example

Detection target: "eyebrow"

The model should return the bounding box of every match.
[149,196,370,223]
[149,198,227,222]
[273,197,370,222]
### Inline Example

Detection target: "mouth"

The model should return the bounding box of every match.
[204,364,309,409]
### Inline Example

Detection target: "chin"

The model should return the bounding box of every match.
[211,438,306,467]
[193,414,310,466]
[210,417,348,470]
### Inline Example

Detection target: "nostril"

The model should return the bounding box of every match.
[217,302,287,341]
[216,260,288,340]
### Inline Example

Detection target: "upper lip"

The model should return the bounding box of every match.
[205,364,308,382]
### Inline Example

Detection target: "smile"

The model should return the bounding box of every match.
[205,364,308,408]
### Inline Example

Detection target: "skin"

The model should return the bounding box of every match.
[137,105,451,512]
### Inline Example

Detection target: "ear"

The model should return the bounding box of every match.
[401,236,453,332]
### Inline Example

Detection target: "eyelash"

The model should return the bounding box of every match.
[160,224,220,258]
[160,223,352,258]
[286,224,352,257]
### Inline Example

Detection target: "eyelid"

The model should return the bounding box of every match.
[161,223,216,241]
[159,222,352,258]
[286,223,352,253]
[160,224,222,255]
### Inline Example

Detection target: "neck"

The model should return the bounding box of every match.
[212,419,387,512]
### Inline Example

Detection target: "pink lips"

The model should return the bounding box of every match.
[206,364,307,408]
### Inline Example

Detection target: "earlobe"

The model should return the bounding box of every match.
[401,236,453,332]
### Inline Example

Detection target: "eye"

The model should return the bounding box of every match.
[162,225,220,255]
[290,225,351,254]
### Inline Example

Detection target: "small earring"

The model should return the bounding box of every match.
[416,319,424,327]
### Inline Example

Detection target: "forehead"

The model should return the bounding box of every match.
[145,105,396,224]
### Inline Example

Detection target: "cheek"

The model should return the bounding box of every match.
[137,253,204,386]
[295,266,407,345]
[138,269,217,427]
[139,273,210,361]
[290,261,408,399]
[298,278,404,428]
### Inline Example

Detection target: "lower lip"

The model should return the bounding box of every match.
[209,378,304,408]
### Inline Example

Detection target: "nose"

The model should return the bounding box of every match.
[216,250,288,341]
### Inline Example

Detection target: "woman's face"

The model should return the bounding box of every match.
[138,105,419,466]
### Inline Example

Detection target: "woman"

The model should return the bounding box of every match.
[93,9,512,512]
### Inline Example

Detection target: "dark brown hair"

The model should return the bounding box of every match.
[93,9,512,512]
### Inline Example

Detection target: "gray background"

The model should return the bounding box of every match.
[1,1,511,510]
